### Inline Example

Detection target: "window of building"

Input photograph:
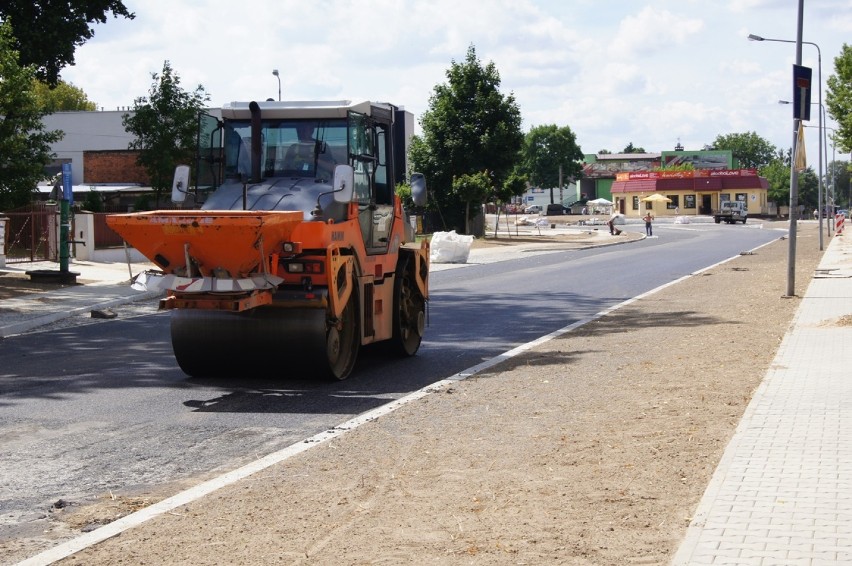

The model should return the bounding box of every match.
[667,195,679,210]
[684,194,696,209]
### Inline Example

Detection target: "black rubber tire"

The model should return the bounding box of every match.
[325,285,360,380]
[388,255,426,357]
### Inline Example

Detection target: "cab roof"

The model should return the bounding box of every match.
[220,100,384,120]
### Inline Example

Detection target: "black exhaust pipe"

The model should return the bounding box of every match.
[249,101,262,183]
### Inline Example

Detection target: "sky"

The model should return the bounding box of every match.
[60,0,852,169]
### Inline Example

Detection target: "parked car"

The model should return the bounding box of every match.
[524,205,543,214]
[546,203,568,216]
[838,209,849,219]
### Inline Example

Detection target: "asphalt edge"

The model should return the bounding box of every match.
[0,289,162,339]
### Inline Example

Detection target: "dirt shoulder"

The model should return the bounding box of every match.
[10,223,823,566]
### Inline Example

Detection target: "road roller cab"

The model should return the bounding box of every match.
[107,99,429,380]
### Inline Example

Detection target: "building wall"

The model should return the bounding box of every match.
[84,151,149,184]
[610,170,769,217]
[43,111,136,185]
[520,183,579,208]
[595,178,614,201]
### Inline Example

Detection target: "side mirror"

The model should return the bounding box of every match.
[332,164,354,203]
[410,172,427,206]
[171,165,191,203]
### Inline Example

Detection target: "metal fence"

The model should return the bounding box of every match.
[1,208,127,263]
[2,205,53,263]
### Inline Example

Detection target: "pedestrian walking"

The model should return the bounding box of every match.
[608,211,621,235]
[643,212,654,236]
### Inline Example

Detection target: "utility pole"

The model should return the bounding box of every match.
[786,0,805,298]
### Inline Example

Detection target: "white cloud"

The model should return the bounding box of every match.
[608,6,704,56]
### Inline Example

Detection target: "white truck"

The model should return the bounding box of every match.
[714,201,748,224]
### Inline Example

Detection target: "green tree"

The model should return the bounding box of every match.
[775,147,791,167]
[81,189,103,212]
[711,132,777,168]
[759,159,790,205]
[0,21,63,210]
[518,124,584,203]
[827,159,851,208]
[491,171,527,237]
[409,44,524,234]
[797,167,819,210]
[0,1,134,85]
[31,79,96,112]
[826,43,852,153]
[494,171,527,206]
[395,181,413,210]
[622,142,646,153]
[122,61,209,205]
[451,171,492,235]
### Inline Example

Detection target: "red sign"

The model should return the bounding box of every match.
[616,169,757,181]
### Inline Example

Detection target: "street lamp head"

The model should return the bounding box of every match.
[272,69,282,101]
[747,34,764,41]
[778,100,791,105]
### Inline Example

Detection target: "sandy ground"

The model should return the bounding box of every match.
[3,221,823,566]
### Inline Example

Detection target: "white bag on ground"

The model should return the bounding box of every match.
[430,230,474,263]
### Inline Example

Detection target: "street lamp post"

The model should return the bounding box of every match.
[748,2,804,296]
[272,69,281,101]
[751,33,823,251]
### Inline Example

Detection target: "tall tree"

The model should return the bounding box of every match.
[122,61,209,206]
[0,1,134,85]
[759,159,790,205]
[797,167,819,210]
[711,132,776,168]
[491,170,527,236]
[31,79,96,112]
[826,43,852,153]
[827,159,851,208]
[495,170,527,206]
[409,44,524,234]
[518,124,584,203]
[758,159,818,210]
[622,142,646,153]
[0,21,63,211]
[451,171,492,235]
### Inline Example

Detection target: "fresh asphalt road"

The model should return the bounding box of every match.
[0,221,787,547]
